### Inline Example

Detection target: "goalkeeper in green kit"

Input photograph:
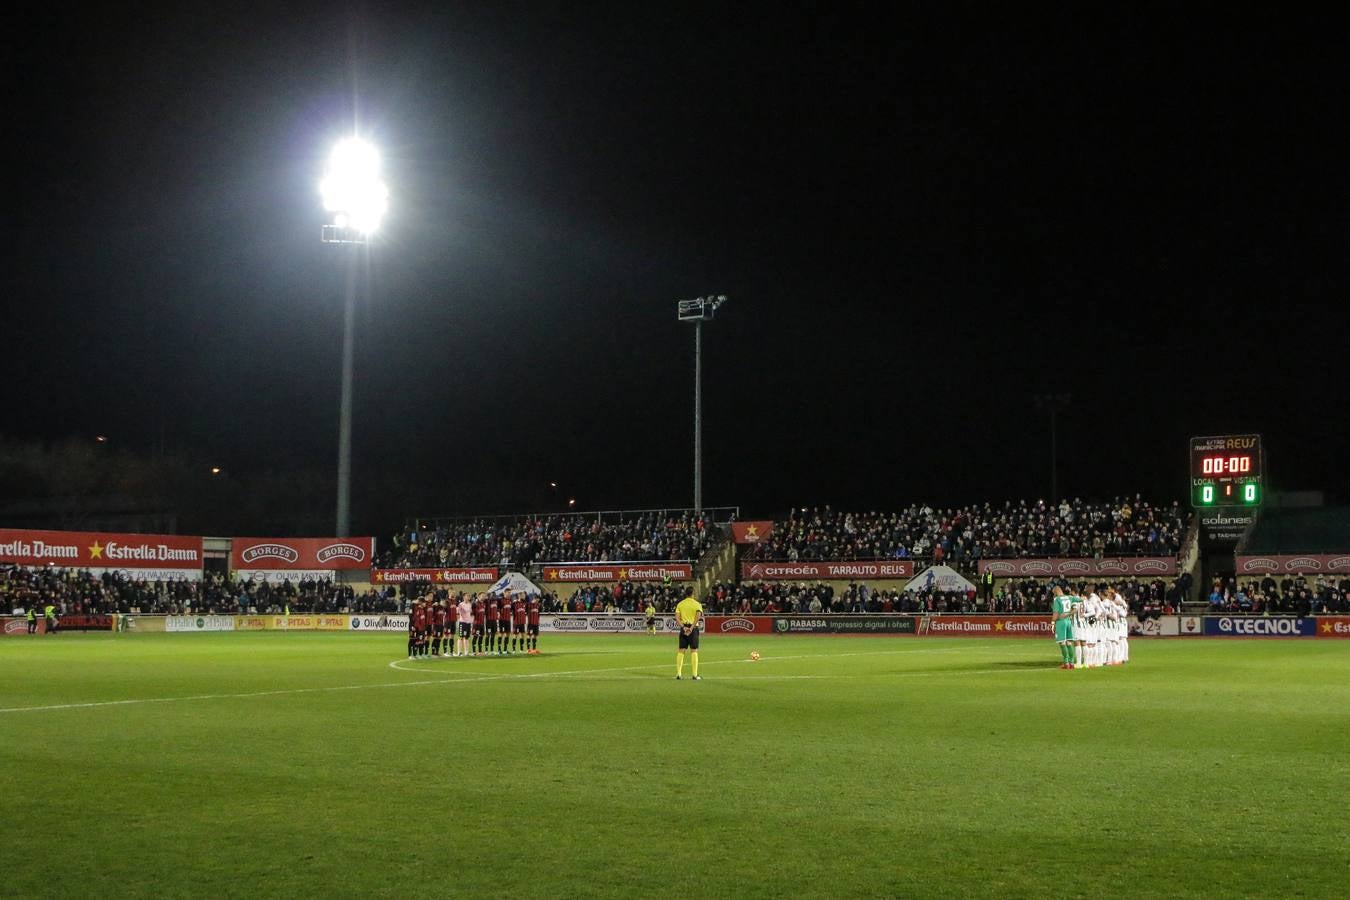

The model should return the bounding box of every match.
[1051,585,1076,669]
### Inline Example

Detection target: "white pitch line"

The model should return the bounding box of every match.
[546,668,1053,682]
[0,645,1036,714]
[388,643,1003,679]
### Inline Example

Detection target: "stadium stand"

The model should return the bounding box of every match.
[747,497,1189,566]
[384,509,721,568]
[1215,576,1348,615]
[0,565,388,616]
[705,575,1182,615]
[563,582,685,614]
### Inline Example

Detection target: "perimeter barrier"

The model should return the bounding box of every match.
[4,613,1348,638]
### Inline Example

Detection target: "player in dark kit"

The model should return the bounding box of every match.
[443,597,458,656]
[496,594,512,654]
[511,594,527,652]
[432,600,447,656]
[483,594,497,655]
[472,596,487,656]
[420,600,433,657]
[407,604,419,658]
[526,594,541,654]
[414,601,430,657]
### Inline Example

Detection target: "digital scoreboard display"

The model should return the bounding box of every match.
[1190,434,1262,507]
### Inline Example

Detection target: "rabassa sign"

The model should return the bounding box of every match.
[1202,617,1317,637]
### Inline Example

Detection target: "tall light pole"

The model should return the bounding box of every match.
[677,295,727,512]
[320,137,388,536]
[1033,393,1072,504]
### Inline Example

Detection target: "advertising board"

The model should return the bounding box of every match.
[1201,617,1316,637]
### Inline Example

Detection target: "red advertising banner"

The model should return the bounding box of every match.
[730,521,775,544]
[2,615,116,633]
[704,615,774,635]
[0,528,202,572]
[231,537,375,571]
[541,563,693,582]
[371,568,498,585]
[53,614,118,631]
[1235,555,1350,575]
[1316,617,1350,637]
[1,617,41,636]
[976,557,1178,577]
[740,560,914,581]
[917,615,1053,636]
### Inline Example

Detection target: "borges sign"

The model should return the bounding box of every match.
[231,537,375,571]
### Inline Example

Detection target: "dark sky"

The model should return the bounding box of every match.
[7,5,1349,528]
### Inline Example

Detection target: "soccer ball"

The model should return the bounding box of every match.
[749,650,761,661]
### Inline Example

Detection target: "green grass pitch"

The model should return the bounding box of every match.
[2,633,1347,898]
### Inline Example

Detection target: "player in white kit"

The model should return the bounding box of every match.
[1101,591,1119,665]
[1084,590,1103,667]
[1112,588,1130,664]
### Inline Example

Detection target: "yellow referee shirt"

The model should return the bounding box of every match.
[674,597,703,626]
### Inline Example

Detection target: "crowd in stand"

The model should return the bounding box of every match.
[1212,576,1348,615]
[383,510,718,569]
[562,582,685,614]
[700,576,1184,616]
[748,497,1188,567]
[0,565,384,616]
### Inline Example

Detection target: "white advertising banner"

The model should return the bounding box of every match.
[166,615,236,633]
[539,614,682,633]
[235,570,335,585]
[1129,615,1181,637]
[90,567,204,582]
[349,614,411,632]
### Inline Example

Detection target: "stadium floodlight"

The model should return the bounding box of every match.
[319,136,390,536]
[320,137,388,243]
[1033,393,1072,503]
[677,295,729,512]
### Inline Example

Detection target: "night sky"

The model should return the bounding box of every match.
[8,6,1349,530]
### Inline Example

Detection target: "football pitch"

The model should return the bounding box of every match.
[2,633,1347,898]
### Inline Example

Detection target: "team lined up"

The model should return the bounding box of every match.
[1050,585,1130,669]
[407,592,542,658]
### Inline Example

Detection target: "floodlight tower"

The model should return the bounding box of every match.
[1033,393,1072,504]
[320,137,388,537]
[677,295,727,513]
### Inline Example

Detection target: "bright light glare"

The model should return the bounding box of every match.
[320,137,388,234]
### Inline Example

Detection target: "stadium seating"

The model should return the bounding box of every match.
[563,582,685,613]
[1219,575,1348,615]
[383,509,719,568]
[0,565,390,616]
[746,497,1189,565]
[706,575,1180,616]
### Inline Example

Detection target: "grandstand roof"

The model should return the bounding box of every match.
[1242,507,1350,555]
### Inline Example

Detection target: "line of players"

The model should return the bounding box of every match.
[407,591,542,658]
[1050,585,1130,669]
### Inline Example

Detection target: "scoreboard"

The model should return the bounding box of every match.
[1190,434,1263,507]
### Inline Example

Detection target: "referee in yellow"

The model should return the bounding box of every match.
[674,592,704,680]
